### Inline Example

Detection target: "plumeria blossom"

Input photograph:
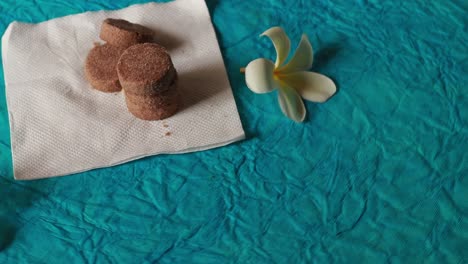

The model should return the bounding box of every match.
[244,27,336,122]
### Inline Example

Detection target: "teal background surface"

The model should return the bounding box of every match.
[1,0,467,263]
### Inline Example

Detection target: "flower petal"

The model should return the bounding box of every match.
[278,34,313,73]
[277,81,306,122]
[280,72,336,103]
[245,58,276,93]
[260,27,291,68]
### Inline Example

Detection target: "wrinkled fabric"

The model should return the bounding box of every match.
[0,0,467,263]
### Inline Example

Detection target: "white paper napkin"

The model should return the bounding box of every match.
[1,0,245,180]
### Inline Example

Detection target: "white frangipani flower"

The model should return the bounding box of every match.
[243,27,336,122]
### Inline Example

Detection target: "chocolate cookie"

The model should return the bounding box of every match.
[117,43,177,95]
[124,86,179,120]
[100,18,153,48]
[84,43,124,93]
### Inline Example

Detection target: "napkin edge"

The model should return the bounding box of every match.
[2,21,18,181]
[14,133,245,181]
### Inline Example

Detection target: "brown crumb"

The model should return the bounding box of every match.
[163,124,169,128]
[165,132,172,136]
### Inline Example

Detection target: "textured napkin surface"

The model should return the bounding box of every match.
[1,0,244,180]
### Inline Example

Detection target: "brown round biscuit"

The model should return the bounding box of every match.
[124,85,180,120]
[84,44,124,93]
[100,18,154,48]
[117,43,177,95]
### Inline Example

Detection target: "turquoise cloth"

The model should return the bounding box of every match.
[1,0,467,263]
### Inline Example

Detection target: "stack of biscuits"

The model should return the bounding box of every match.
[84,18,179,120]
